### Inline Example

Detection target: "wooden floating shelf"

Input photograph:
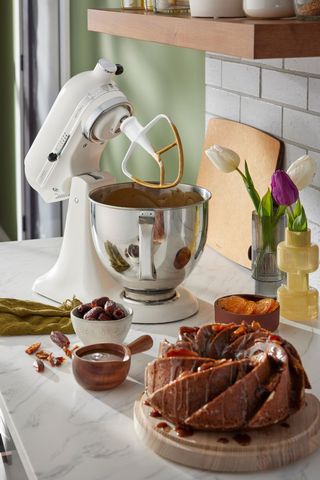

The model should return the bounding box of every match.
[88,9,320,60]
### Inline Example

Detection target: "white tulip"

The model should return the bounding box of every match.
[287,154,317,190]
[205,144,240,173]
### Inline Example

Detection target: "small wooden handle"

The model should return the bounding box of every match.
[127,335,153,355]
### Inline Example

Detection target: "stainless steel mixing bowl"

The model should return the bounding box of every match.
[89,183,211,303]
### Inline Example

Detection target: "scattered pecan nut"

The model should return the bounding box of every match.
[63,346,73,358]
[25,342,41,355]
[35,350,51,360]
[48,353,65,367]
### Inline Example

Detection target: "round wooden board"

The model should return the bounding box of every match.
[134,393,320,473]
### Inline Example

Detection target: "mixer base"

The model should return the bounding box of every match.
[118,286,199,324]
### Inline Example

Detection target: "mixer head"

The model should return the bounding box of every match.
[120,114,184,189]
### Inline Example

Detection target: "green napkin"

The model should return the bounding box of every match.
[0,297,81,336]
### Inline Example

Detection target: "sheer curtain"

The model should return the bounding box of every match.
[21,0,69,239]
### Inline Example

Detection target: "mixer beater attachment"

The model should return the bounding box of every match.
[120,114,184,189]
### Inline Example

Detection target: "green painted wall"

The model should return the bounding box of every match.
[0,2,204,241]
[70,0,205,185]
[0,1,16,239]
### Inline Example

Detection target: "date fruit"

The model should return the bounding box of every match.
[113,308,126,320]
[50,331,70,349]
[104,300,116,315]
[83,306,104,320]
[75,296,128,321]
[33,359,45,373]
[76,303,92,316]
[91,296,109,307]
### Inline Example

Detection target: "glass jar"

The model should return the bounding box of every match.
[121,0,144,8]
[251,211,286,283]
[243,0,295,18]
[144,0,153,10]
[294,0,320,18]
[153,0,190,14]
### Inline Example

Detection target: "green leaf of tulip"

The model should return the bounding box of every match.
[293,198,302,218]
[258,189,273,217]
[291,205,307,232]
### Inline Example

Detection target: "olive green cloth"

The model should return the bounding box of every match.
[0,297,81,336]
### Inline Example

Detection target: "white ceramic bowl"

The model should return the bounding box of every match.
[243,0,295,18]
[71,304,133,345]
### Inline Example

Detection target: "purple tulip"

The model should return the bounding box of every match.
[271,170,299,206]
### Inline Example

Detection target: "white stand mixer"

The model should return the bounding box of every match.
[24,59,205,323]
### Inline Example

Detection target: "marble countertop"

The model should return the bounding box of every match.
[0,237,319,480]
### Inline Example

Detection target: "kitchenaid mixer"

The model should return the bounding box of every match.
[24,59,211,323]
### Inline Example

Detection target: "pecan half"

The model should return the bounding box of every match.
[36,350,51,360]
[48,353,65,367]
[25,342,41,355]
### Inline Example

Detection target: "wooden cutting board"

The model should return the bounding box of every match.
[134,393,320,473]
[197,119,282,268]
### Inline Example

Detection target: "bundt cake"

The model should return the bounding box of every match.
[145,322,311,431]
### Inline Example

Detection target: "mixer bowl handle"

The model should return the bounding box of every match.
[138,212,156,281]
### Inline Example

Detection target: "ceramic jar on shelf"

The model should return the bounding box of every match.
[243,0,295,18]
[277,228,319,321]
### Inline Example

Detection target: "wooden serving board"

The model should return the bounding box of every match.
[197,119,282,268]
[134,393,320,473]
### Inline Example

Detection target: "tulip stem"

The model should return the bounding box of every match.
[236,167,261,212]
[236,167,246,180]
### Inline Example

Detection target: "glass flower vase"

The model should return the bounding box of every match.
[251,211,285,283]
[277,228,319,321]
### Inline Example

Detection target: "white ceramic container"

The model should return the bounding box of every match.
[243,0,295,18]
[190,0,244,18]
[71,305,133,345]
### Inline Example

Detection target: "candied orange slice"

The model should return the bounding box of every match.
[242,300,256,315]
[218,296,248,314]
[253,298,274,315]
[267,299,279,313]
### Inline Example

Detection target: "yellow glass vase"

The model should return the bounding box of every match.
[277,228,319,321]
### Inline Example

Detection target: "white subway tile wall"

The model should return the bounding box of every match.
[205,52,320,242]
[309,78,320,113]
[261,70,307,109]
[222,62,260,97]
[240,96,282,137]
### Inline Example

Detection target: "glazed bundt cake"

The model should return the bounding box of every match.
[145,322,311,431]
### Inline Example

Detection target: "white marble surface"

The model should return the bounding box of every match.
[0,238,319,480]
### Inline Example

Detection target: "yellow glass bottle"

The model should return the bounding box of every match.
[277,228,319,321]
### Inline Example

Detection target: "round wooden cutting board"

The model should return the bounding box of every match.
[134,393,320,473]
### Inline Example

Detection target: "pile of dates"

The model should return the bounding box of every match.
[75,296,127,321]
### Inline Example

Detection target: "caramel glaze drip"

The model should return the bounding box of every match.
[156,421,171,431]
[233,433,251,446]
[150,409,162,418]
[174,425,194,438]
[217,437,229,444]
